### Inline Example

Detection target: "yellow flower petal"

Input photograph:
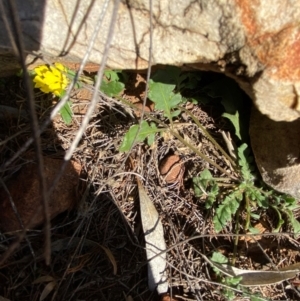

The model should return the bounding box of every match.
[33,63,69,96]
[54,63,66,72]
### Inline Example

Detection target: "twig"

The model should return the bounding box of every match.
[6,0,51,265]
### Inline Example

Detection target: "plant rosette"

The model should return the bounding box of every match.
[32,63,73,124]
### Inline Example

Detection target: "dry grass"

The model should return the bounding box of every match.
[0,69,300,301]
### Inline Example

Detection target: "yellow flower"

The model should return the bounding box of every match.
[33,63,69,96]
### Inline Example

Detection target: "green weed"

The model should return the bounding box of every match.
[210,252,270,301]
[192,83,300,233]
[113,66,300,236]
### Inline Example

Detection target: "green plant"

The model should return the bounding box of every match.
[119,120,159,152]
[210,252,242,300]
[32,65,126,125]
[193,93,300,233]
[99,69,126,97]
[209,252,270,301]
[119,66,201,152]
[116,66,300,235]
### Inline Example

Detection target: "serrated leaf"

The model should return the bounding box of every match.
[149,80,182,119]
[192,169,214,196]
[193,169,219,208]
[119,121,158,152]
[211,252,228,264]
[104,69,121,81]
[238,143,254,182]
[60,101,73,125]
[100,80,125,97]
[246,187,268,208]
[213,190,242,232]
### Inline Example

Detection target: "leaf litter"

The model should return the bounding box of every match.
[0,70,300,301]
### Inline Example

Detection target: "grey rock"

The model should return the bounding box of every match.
[250,107,300,198]
[1,0,300,197]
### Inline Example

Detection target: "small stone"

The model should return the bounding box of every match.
[133,101,154,118]
[0,153,82,232]
[159,154,184,184]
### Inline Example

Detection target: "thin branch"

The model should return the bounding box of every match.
[6,0,51,265]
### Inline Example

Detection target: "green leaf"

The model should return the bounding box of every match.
[213,190,243,232]
[246,187,268,208]
[203,77,249,141]
[104,69,121,81]
[270,206,284,232]
[192,169,219,208]
[148,80,183,119]
[224,276,242,286]
[119,121,158,152]
[248,226,261,234]
[250,213,261,220]
[238,143,254,183]
[211,252,228,264]
[100,80,125,97]
[283,209,300,234]
[60,101,73,125]
[223,111,241,139]
[147,122,157,145]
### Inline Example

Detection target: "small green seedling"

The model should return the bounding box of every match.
[119,67,188,152]
[210,252,242,300]
[99,70,125,97]
[119,120,159,152]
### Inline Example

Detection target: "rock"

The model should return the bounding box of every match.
[0,154,82,233]
[159,155,184,185]
[0,1,299,120]
[250,108,300,198]
[1,1,300,196]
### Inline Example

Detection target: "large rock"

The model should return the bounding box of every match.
[1,0,300,197]
[250,108,300,198]
[0,1,299,121]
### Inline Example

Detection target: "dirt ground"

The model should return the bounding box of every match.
[0,70,300,301]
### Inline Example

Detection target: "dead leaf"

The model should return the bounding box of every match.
[32,275,56,284]
[203,254,299,286]
[137,179,168,294]
[99,245,117,275]
[40,281,56,301]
